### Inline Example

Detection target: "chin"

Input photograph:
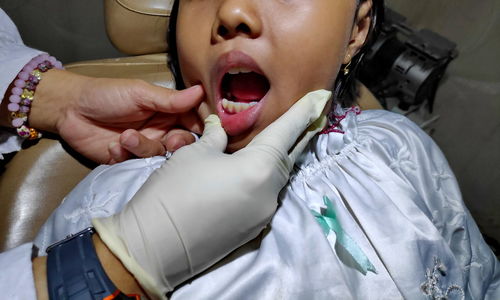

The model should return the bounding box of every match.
[225,132,256,153]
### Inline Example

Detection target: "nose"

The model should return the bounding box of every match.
[212,0,262,43]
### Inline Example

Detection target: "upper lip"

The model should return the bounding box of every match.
[212,50,266,101]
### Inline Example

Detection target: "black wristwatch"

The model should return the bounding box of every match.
[46,227,140,300]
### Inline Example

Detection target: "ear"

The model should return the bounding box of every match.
[343,0,373,64]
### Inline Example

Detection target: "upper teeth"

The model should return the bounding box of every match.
[222,98,258,113]
[227,67,252,75]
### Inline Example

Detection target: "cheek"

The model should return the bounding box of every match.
[271,5,354,90]
[257,11,354,132]
[176,8,212,87]
[177,37,202,86]
[265,32,348,122]
[295,33,350,89]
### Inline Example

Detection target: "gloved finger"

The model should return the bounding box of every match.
[198,114,227,152]
[119,129,166,158]
[288,113,327,163]
[139,84,205,113]
[247,90,331,155]
[197,101,211,124]
[162,129,198,152]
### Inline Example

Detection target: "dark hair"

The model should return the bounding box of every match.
[337,0,384,107]
[167,0,384,108]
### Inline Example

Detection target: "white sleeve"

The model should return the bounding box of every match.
[0,157,163,299]
[371,113,500,299]
[0,8,45,158]
[0,242,37,299]
[34,156,167,254]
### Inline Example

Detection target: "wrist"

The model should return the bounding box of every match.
[0,89,13,127]
[33,232,145,300]
[92,233,146,297]
[29,69,89,134]
[4,54,64,139]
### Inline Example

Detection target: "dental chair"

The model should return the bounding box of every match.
[0,0,382,252]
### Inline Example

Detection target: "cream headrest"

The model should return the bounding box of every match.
[104,0,174,55]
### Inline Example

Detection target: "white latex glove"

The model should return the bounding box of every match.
[93,89,331,299]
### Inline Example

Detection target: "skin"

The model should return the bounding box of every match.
[32,0,373,297]
[0,69,205,164]
[177,0,373,152]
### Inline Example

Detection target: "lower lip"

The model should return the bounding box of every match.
[216,95,267,136]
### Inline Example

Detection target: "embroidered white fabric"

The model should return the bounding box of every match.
[26,109,499,299]
[0,8,44,158]
[0,242,37,299]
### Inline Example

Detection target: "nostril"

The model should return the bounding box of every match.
[218,25,229,38]
[217,23,252,39]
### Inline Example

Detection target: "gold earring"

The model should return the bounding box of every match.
[343,56,352,76]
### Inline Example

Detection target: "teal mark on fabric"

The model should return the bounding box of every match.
[311,196,377,275]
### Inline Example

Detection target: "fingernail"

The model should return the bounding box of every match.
[108,142,121,160]
[182,85,204,96]
[186,84,202,91]
[204,114,220,125]
[172,140,187,151]
[122,133,139,147]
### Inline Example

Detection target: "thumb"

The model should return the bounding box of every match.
[198,114,228,152]
[140,84,205,113]
[247,89,331,156]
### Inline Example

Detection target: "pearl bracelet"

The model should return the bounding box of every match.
[8,53,63,139]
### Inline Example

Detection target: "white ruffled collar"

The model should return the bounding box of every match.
[295,104,361,170]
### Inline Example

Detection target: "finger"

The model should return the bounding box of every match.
[108,141,132,163]
[198,115,227,152]
[178,111,204,135]
[139,84,205,113]
[247,89,331,154]
[197,101,211,121]
[120,129,166,158]
[288,114,327,163]
[162,129,197,152]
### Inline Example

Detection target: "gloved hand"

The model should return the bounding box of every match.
[93,90,331,299]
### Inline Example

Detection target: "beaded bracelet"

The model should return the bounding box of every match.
[7,53,63,140]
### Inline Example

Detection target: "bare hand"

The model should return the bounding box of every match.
[29,69,204,164]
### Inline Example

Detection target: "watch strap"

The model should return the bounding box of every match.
[46,227,139,300]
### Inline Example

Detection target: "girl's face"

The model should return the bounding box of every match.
[177,0,372,152]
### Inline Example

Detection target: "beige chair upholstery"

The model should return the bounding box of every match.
[0,0,382,252]
[104,0,172,55]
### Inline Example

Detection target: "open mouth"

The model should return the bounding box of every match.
[220,68,270,114]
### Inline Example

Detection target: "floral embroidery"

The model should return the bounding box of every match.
[389,144,417,174]
[320,105,361,135]
[420,257,464,300]
[63,192,119,223]
[432,165,453,191]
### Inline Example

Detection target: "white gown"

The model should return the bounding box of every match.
[32,107,500,299]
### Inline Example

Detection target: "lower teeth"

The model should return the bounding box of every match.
[222,98,258,113]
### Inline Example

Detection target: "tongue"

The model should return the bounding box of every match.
[228,73,269,102]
